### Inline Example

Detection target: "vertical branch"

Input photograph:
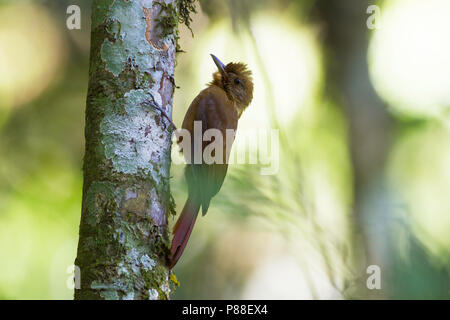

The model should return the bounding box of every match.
[313,0,393,297]
[75,0,179,300]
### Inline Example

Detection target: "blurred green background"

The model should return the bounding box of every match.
[0,0,449,299]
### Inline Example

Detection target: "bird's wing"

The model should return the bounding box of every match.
[189,89,237,215]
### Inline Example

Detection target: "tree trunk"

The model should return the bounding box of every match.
[75,0,178,300]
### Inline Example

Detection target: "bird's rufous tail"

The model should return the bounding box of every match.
[169,197,200,269]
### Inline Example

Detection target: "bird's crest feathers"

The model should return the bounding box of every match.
[210,62,254,113]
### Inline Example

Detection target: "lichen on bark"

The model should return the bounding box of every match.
[75,0,184,300]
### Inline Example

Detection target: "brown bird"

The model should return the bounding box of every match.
[169,54,254,269]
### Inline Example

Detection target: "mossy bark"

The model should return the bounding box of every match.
[75,0,178,300]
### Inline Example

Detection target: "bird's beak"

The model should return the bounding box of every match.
[211,54,227,78]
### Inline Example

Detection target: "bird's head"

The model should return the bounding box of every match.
[210,54,254,116]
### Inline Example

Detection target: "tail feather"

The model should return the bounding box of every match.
[169,197,200,269]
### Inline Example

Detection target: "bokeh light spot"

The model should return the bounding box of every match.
[388,124,450,258]
[369,0,450,117]
[0,4,65,108]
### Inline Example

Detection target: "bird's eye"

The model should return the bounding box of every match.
[234,78,242,85]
